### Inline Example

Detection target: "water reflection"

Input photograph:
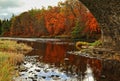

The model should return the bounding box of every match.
[18,40,120,81]
[83,64,95,81]
[44,42,67,64]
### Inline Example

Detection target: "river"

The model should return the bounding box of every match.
[1,37,120,81]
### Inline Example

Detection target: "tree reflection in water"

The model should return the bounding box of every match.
[18,40,102,81]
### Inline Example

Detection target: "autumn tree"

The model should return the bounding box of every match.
[34,13,48,36]
[82,12,101,39]
[10,9,48,37]
[57,1,76,35]
[45,7,66,36]
[8,0,100,39]
[10,12,34,37]
[85,12,100,33]
[61,0,100,39]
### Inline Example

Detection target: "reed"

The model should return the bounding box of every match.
[0,61,14,81]
[0,39,32,53]
[8,52,24,65]
[0,52,9,64]
[0,40,32,81]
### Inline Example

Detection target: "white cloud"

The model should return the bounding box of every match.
[0,0,65,20]
[0,13,8,16]
[0,0,22,8]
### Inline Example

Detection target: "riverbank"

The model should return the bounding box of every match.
[70,40,120,61]
[0,39,32,81]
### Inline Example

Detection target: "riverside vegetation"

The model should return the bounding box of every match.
[75,40,120,61]
[0,39,32,81]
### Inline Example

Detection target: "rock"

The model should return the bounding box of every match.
[28,71,33,73]
[81,46,88,49]
[35,69,41,72]
[19,73,25,76]
[32,79,37,81]
[28,77,34,80]
[23,62,27,65]
[28,73,35,80]
[100,75,106,79]
[32,62,36,65]
[64,58,69,61]
[19,65,27,72]
[51,75,60,80]
[34,74,38,78]
[43,69,48,73]
[14,66,19,70]
[14,55,75,81]
[42,76,46,79]
[56,75,60,77]
[51,75,54,77]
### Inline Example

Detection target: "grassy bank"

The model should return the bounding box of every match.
[0,39,32,53]
[0,40,32,81]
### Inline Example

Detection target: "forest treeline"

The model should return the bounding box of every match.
[0,0,100,39]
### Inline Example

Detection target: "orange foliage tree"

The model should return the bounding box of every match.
[8,0,100,39]
[84,12,100,34]
[45,7,66,36]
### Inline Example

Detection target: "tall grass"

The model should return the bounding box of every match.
[8,52,24,65]
[0,52,9,64]
[0,40,32,81]
[0,52,24,65]
[0,39,32,53]
[0,52,14,81]
[0,61,14,81]
[0,52,24,81]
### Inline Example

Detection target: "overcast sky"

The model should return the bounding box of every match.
[0,0,65,20]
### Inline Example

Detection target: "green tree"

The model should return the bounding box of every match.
[1,19,11,35]
[71,21,84,38]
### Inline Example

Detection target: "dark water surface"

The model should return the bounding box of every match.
[16,38,120,81]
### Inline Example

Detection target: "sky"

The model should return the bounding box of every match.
[0,0,65,20]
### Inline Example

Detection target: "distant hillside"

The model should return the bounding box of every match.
[0,0,100,39]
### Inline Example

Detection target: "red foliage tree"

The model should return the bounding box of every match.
[45,7,66,36]
[84,12,100,34]
[8,0,100,39]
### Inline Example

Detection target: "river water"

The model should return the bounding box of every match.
[1,37,120,81]
[14,38,101,81]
